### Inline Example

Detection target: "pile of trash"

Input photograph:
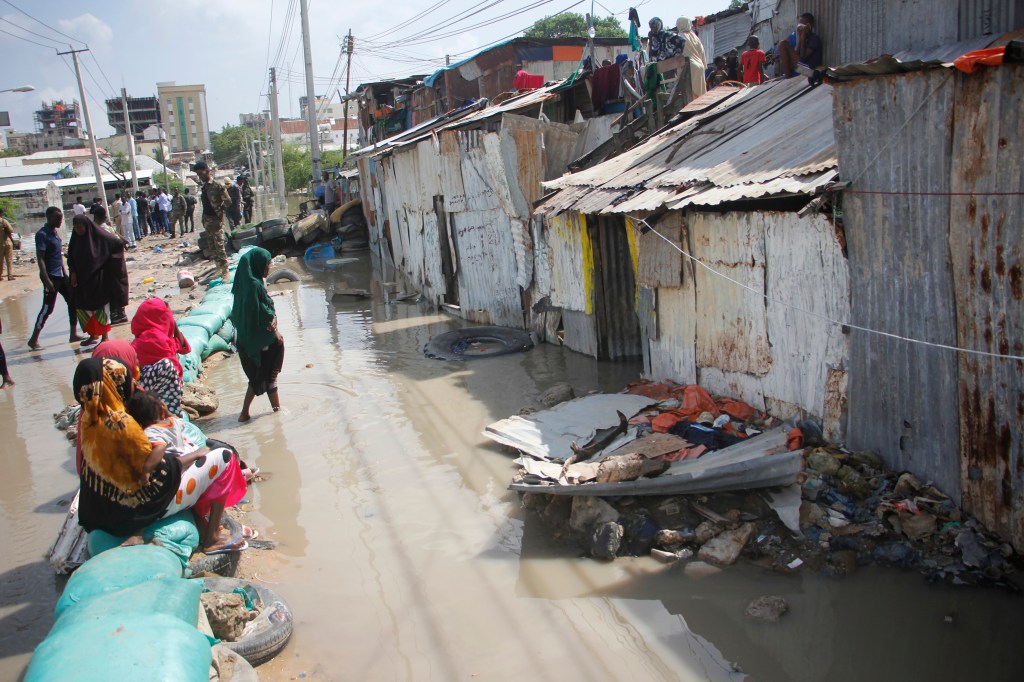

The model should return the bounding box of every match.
[499,381,1020,591]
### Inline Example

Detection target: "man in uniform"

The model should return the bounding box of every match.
[184,188,197,232]
[169,187,186,238]
[195,161,230,282]
[240,176,255,224]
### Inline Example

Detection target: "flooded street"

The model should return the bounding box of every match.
[2,255,1023,681]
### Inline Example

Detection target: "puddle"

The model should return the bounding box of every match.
[2,255,1023,680]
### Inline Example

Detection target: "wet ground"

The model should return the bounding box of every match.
[2,253,1023,681]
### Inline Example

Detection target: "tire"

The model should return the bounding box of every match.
[266,268,300,284]
[211,645,260,682]
[188,515,243,576]
[200,577,294,667]
[232,235,260,251]
[259,223,290,241]
[233,227,259,240]
[424,326,534,361]
[260,218,288,229]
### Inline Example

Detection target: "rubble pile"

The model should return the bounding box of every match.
[514,381,1021,591]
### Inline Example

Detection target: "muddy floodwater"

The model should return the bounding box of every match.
[2,254,1023,681]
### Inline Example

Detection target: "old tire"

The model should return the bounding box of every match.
[211,645,260,682]
[232,235,260,251]
[188,515,243,576]
[259,223,290,241]
[424,326,534,361]
[232,227,258,240]
[266,268,300,284]
[201,577,294,667]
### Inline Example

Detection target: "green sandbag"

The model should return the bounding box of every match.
[179,352,202,382]
[54,544,183,619]
[179,324,210,345]
[177,314,223,336]
[206,334,230,355]
[195,301,233,319]
[87,511,200,569]
[54,577,202,630]
[25,612,211,682]
[181,418,208,449]
[216,318,236,341]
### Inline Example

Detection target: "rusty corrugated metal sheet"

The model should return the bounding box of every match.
[592,215,642,360]
[949,64,1024,551]
[637,213,684,288]
[537,78,836,215]
[545,212,590,313]
[833,70,963,499]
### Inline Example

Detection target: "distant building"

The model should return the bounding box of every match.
[157,82,211,153]
[279,118,359,151]
[239,112,271,130]
[94,132,168,160]
[299,95,330,120]
[105,94,161,136]
[6,100,86,153]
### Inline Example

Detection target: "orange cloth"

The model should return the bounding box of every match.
[718,398,756,422]
[651,412,685,433]
[953,47,1005,74]
[787,427,804,451]
[552,45,584,62]
[676,384,719,420]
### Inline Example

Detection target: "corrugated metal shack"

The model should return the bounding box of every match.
[354,80,613,328]
[535,77,849,440]
[697,0,1023,70]
[829,44,1024,550]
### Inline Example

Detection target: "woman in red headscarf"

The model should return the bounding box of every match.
[131,298,191,417]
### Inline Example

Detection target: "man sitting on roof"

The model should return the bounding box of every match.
[777,13,824,78]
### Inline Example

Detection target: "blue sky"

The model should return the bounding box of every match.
[1,0,719,138]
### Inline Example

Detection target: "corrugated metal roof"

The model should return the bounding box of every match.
[537,78,837,215]
[351,82,565,159]
[0,163,69,179]
[827,34,999,79]
[0,169,156,194]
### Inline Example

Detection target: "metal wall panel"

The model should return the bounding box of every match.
[958,0,1024,38]
[647,282,698,384]
[949,64,1024,550]
[546,212,590,313]
[833,70,962,498]
[451,208,523,328]
[637,213,684,288]
[592,215,642,360]
[438,130,467,213]
[691,212,772,377]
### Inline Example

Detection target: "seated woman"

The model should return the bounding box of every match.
[131,298,191,417]
[73,357,245,555]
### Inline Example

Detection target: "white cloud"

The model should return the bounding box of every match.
[56,13,114,46]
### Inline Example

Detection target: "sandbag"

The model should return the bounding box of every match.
[181,418,209,449]
[177,314,223,337]
[206,334,230,355]
[216,319,236,342]
[54,577,202,630]
[25,612,211,682]
[179,352,203,383]
[87,511,200,569]
[54,544,183,619]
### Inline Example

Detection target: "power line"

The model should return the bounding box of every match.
[0,25,58,50]
[360,0,505,49]
[361,0,454,42]
[87,51,118,98]
[0,16,65,46]
[1,0,85,45]
[638,216,1024,362]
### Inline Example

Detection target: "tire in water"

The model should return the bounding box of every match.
[423,326,534,361]
[199,576,294,666]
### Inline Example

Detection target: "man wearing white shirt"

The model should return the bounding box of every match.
[119,196,135,249]
[72,196,86,216]
[156,188,172,234]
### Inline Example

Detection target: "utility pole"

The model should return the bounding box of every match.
[58,47,105,208]
[251,136,266,222]
[299,0,321,183]
[269,68,287,219]
[342,30,354,158]
[120,88,140,194]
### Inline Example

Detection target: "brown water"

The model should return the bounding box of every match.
[2,255,1023,681]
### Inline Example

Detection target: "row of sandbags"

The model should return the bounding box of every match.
[176,280,238,384]
[26,545,212,681]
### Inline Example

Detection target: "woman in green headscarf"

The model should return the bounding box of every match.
[230,248,284,422]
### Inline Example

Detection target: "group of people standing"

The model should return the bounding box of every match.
[704,13,824,88]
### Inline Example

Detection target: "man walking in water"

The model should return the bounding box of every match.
[195,161,230,282]
[28,207,84,350]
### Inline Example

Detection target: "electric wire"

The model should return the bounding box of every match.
[0,25,57,49]
[1,0,85,45]
[637,216,1024,362]
[0,15,65,46]
[361,0,453,42]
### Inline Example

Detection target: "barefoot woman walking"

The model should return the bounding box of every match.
[231,248,284,422]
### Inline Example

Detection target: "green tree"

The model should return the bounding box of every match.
[524,12,626,38]
[730,0,746,8]
[210,124,250,166]
[152,171,184,193]
[0,148,22,158]
[0,196,21,222]
[111,151,130,173]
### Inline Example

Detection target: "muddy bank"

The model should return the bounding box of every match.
[3,254,1024,681]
